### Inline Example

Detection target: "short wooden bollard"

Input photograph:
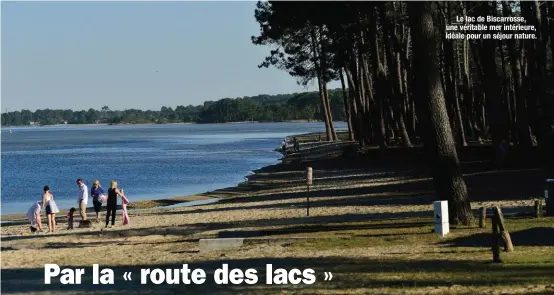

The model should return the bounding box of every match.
[479,207,487,228]
[534,200,543,218]
[306,167,312,217]
[493,206,514,253]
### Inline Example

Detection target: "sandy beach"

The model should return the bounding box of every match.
[2,133,553,294]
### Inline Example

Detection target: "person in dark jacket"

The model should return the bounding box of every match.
[293,137,300,152]
[91,180,105,222]
[106,180,124,228]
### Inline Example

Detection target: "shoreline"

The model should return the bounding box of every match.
[1,128,303,220]
[1,120,323,129]
[0,153,287,222]
[1,130,539,222]
[0,194,218,222]
[0,131,310,230]
[1,128,324,220]
[1,122,193,129]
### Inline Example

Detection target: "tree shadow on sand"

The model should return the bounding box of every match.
[440,227,554,248]
[2,211,434,244]
[2,256,554,294]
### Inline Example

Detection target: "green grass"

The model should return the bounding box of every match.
[286,216,554,293]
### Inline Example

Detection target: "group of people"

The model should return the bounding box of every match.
[280,137,300,155]
[26,178,130,234]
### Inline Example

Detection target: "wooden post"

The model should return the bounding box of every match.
[491,215,502,263]
[306,167,313,217]
[534,200,543,218]
[493,206,514,252]
[479,207,487,228]
[307,186,310,216]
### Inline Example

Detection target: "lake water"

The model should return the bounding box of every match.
[1,122,346,214]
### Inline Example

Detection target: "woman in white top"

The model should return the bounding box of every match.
[42,185,57,233]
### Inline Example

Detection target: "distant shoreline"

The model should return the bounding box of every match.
[1,122,192,128]
[1,120,320,129]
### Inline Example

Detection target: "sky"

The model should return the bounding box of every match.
[1,1,341,112]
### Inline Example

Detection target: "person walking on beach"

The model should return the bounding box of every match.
[281,139,287,155]
[42,185,59,233]
[91,180,105,222]
[76,178,89,221]
[106,180,124,228]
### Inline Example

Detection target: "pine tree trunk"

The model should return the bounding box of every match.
[440,5,461,148]
[549,1,554,78]
[310,28,333,141]
[520,1,540,136]
[460,4,476,142]
[323,82,338,141]
[499,40,516,143]
[445,2,467,147]
[369,6,388,148]
[502,2,534,147]
[409,1,473,225]
[451,37,467,146]
[379,2,412,147]
[360,47,376,146]
[527,1,553,166]
[317,26,338,141]
[392,21,417,141]
[479,2,508,165]
[340,68,355,142]
[345,64,368,148]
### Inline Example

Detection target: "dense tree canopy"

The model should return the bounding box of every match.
[252,1,554,225]
[1,89,346,126]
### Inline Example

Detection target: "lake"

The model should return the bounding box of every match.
[1,122,346,214]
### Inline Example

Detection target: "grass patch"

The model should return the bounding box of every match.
[504,216,554,230]
[288,215,554,292]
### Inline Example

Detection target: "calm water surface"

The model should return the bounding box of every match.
[1,122,345,214]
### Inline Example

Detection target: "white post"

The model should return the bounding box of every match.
[433,201,449,236]
[306,167,313,186]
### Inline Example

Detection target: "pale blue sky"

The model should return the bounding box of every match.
[1,1,340,111]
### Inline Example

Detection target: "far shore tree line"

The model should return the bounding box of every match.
[1,90,346,126]
[252,1,554,225]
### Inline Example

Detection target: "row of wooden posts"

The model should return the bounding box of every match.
[480,199,549,263]
[306,167,551,263]
[479,206,515,263]
[479,206,514,262]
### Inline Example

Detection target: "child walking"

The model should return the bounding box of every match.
[67,207,76,230]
